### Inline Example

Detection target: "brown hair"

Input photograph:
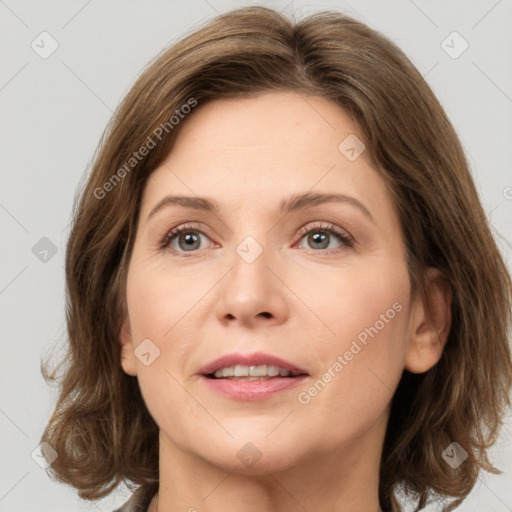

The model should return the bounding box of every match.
[41,6,512,511]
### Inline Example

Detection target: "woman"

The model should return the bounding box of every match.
[40,6,512,512]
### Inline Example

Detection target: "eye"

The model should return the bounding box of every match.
[295,222,354,254]
[158,221,354,256]
[158,223,213,256]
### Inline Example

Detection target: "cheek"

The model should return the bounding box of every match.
[124,258,211,432]
[294,262,410,434]
[292,255,410,351]
[125,255,203,340]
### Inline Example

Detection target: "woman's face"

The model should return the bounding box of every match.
[120,91,420,473]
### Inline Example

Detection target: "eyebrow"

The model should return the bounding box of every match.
[146,192,374,222]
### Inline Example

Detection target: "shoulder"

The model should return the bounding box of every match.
[113,484,158,512]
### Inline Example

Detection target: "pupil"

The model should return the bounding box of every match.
[181,232,199,250]
[310,232,328,249]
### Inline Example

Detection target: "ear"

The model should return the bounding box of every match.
[405,267,452,374]
[119,316,137,376]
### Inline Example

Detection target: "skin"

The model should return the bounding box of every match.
[119,91,451,512]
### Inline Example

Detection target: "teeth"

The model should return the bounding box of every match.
[212,364,298,379]
[267,365,280,377]
[234,365,249,377]
[223,367,234,377]
[249,365,267,377]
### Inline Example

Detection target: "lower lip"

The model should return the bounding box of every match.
[199,375,308,400]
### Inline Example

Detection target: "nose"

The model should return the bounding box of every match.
[215,239,289,328]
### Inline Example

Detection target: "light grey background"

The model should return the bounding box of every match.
[1,0,511,511]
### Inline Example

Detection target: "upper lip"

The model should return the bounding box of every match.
[198,352,308,376]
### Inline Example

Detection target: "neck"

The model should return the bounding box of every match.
[148,408,388,512]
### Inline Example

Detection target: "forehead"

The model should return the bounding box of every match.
[168,91,360,156]
[139,92,398,231]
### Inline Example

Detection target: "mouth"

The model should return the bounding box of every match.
[198,351,309,380]
[204,364,308,380]
[197,352,309,400]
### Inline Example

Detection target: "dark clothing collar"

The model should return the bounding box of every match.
[113,484,158,512]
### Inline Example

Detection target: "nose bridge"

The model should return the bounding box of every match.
[228,204,273,269]
[230,231,272,299]
[215,224,289,325]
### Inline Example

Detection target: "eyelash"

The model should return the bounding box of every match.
[158,222,355,257]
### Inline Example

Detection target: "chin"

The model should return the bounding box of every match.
[198,429,305,473]
[210,448,302,476]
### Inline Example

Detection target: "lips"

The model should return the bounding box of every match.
[198,352,309,401]
[198,351,308,377]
